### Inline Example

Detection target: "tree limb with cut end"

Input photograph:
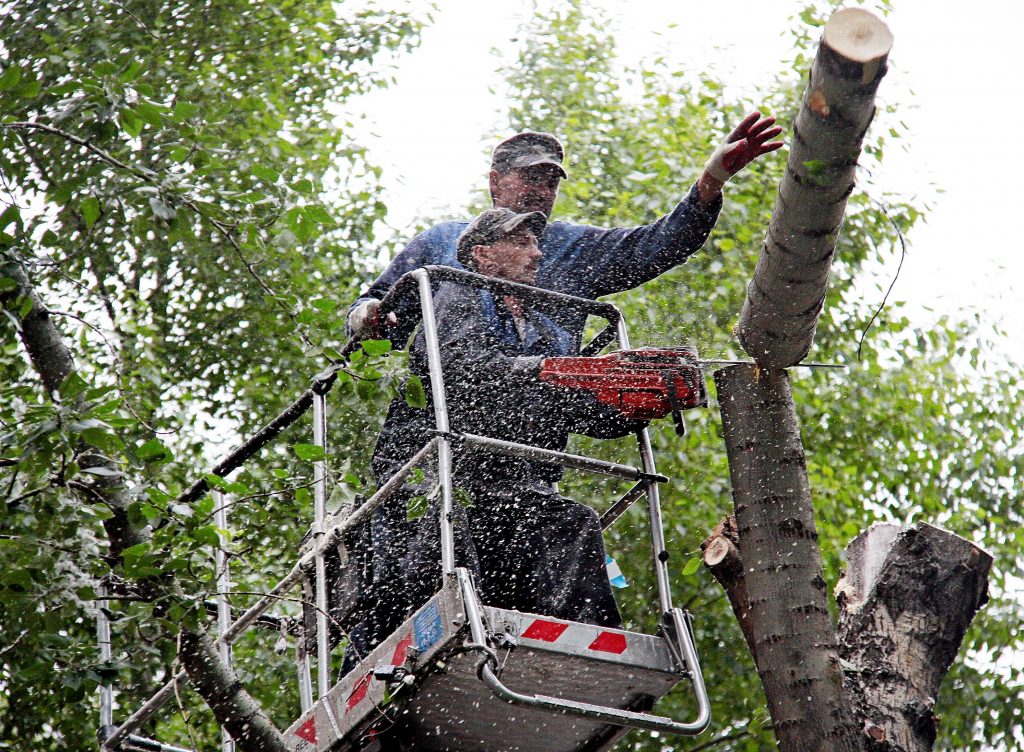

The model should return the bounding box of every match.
[715,363,861,752]
[701,515,757,663]
[735,8,894,368]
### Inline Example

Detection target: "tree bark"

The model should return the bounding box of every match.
[1,251,288,752]
[715,364,862,751]
[735,8,893,368]
[837,524,992,751]
[1,255,75,396]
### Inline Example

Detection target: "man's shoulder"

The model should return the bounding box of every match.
[416,219,470,242]
[538,220,607,259]
[543,219,604,240]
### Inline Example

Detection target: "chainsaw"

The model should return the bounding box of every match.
[539,346,708,436]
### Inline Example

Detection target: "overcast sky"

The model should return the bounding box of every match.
[346,0,1021,362]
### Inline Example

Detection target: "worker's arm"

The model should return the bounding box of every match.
[566,184,722,298]
[568,112,783,297]
[419,286,643,440]
[346,223,465,342]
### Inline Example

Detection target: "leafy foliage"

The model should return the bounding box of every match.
[0,0,421,748]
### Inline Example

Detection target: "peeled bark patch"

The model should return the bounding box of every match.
[736,8,893,368]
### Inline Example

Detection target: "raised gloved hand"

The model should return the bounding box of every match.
[704,111,784,183]
[347,299,383,339]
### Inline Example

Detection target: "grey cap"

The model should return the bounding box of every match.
[491,131,567,178]
[456,208,547,266]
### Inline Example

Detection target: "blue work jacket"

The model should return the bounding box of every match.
[352,184,722,349]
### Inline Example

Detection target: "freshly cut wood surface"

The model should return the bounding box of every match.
[824,7,895,64]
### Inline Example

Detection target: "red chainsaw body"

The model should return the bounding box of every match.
[539,346,708,420]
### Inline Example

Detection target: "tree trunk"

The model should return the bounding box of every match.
[837,524,992,751]
[1,255,74,397]
[715,364,862,751]
[735,8,893,368]
[1,251,288,752]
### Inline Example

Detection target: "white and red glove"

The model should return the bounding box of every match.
[704,111,784,183]
[348,299,398,339]
[348,299,382,339]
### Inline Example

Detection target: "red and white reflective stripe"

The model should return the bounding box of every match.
[520,618,629,655]
[294,715,317,745]
[521,619,568,642]
[345,631,413,713]
[391,633,412,666]
[346,673,371,711]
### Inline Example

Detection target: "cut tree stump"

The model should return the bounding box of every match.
[837,523,992,751]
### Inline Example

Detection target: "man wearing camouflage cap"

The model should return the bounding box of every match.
[347,112,783,344]
[358,207,646,666]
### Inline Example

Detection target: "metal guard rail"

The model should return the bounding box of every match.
[456,568,711,736]
[379,265,622,357]
[100,264,709,748]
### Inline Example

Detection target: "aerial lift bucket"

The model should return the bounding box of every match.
[288,266,711,751]
[95,265,712,752]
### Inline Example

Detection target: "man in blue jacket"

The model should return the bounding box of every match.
[347,111,783,345]
[364,208,646,659]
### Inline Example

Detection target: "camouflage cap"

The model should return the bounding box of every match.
[490,131,567,178]
[456,208,547,266]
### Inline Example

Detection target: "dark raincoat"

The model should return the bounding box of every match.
[361,282,644,656]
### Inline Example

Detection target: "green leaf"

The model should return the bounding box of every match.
[195,495,215,519]
[136,439,172,463]
[134,101,164,127]
[119,110,143,137]
[360,339,391,356]
[291,443,325,461]
[190,525,220,547]
[406,494,427,522]
[168,146,190,163]
[304,205,333,226]
[145,487,172,504]
[119,60,144,82]
[290,178,314,194]
[13,79,42,99]
[82,427,124,452]
[0,66,22,91]
[310,298,337,313]
[203,473,228,491]
[172,101,198,121]
[252,164,279,183]
[80,197,100,228]
[58,372,89,400]
[681,556,702,576]
[454,487,474,508]
[405,374,427,409]
[0,204,21,235]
